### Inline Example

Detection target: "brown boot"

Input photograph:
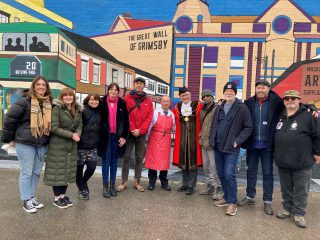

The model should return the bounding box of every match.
[117,182,127,192]
[134,179,145,192]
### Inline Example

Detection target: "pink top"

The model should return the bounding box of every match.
[107,96,118,133]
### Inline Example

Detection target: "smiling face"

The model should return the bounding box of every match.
[133,81,145,93]
[255,84,270,99]
[161,96,171,110]
[224,89,236,101]
[88,96,99,108]
[34,79,47,96]
[62,94,74,106]
[284,96,300,112]
[108,85,119,98]
[180,92,191,104]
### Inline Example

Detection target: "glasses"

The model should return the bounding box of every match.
[180,93,190,98]
[283,97,299,101]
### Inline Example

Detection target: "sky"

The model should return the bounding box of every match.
[45,0,320,36]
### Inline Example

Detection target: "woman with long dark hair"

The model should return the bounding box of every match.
[99,83,129,198]
[76,93,101,200]
[2,76,52,213]
[44,88,83,208]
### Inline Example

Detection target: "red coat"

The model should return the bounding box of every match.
[173,101,203,170]
[124,93,154,135]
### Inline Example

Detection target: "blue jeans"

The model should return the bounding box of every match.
[102,134,118,184]
[16,143,47,201]
[214,149,239,204]
[246,149,273,202]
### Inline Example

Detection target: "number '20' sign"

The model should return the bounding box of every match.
[10,55,41,77]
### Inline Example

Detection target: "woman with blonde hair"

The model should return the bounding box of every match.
[44,88,83,208]
[3,76,52,213]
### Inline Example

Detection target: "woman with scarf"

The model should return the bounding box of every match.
[44,88,83,209]
[99,83,129,198]
[2,76,52,213]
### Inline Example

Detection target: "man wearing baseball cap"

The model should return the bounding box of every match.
[274,90,320,228]
[210,82,252,216]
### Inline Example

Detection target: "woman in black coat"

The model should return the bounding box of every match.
[99,83,129,198]
[76,93,102,200]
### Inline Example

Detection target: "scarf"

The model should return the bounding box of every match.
[107,96,118,133]
[129,90,146,100]
[30,93,52,138]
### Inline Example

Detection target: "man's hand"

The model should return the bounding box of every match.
[315,155,320,164]
[131,129,140,137]
[119,137,126,147]
[233,142,238,148]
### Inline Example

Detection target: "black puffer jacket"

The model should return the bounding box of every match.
[2,96,50,146]
[78,105,102,150]
[98,96,129,158]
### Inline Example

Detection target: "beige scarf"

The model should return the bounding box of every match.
[30,93,52,138]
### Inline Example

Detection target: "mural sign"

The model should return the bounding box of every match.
[301,62,320,105]
[10,55,41,77]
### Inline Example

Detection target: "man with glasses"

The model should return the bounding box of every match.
[173,86,203,195]
[274,90,320,228]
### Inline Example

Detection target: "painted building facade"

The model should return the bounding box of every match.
[171,0,320,103]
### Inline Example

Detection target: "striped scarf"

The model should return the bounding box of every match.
[30,93,52,138]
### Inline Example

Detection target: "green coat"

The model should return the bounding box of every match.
[44,99,83,186]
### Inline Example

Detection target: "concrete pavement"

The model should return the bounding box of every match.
[0,168,319,240]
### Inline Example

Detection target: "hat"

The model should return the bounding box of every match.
[255,79,271,87]
[283,90,301,99]
[133,77,145,84]
[223,82,237,94]
[201,89,214,99]
[179,86,190,95]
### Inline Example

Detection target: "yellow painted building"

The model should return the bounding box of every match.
[0,0,72,29]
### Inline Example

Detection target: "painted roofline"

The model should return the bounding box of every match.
[271,58,320,88]
[255,0,315,23]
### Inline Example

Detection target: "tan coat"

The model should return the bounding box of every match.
[199,102,216,149]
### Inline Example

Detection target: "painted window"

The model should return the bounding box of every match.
[125,72,133,88]
[229,75,244,100]
[294,23,311,32]
[221,23,232,33]
[0,11,9,23]
[112,69,118,83]
[202,76,216,94]
[157,83,169,95]
[203,47,218,68]
[81,60,88,82]
[93,63,100,84]
[27,33,51,52]
[2,33,26,51]
[61,40,65,52]
[147,80,155,92]
[230,47,245,69]
[272,15,292,35]
[175,15,193,34]
[253,23,266,33]
[316,48,320,56]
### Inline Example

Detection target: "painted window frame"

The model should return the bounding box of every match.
[93,63,100,85]
[156,83,169,95]
[80,59,89,83]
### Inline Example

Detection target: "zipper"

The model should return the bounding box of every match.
[258,105,262,140]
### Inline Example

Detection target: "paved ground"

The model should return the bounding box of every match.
[0,168,319,240]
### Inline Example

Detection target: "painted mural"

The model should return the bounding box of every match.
[0,0,320,113]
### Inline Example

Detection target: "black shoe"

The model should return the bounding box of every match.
[63,197,73,207]
[103,184,111,198]
[185,188,194,195]
[30,197,44,209]
[264,203,274,215]
[23,199,37,213]
[177,186,188,192]
[161,184,171,191]
[148,184,155,190]
[78,190,89,200]
[53,198,68,209]
[83,183,89,195]
[110,184,117,197]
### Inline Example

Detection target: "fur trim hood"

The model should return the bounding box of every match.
[52,98,84,112]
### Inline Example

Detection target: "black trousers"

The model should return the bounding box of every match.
[148,169,168,186]
[52,186,68,197]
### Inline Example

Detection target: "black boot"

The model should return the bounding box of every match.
[103,184,111,198]
[110,184,117,197]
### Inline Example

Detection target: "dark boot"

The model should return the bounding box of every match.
[110,184,117,197]
[103,184,110,198]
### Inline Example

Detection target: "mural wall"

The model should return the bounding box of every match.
[0,0,320,108]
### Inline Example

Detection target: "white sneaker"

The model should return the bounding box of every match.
[31,197,44,209]
[23,200,37,213]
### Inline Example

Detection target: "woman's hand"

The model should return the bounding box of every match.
[9,141,15,147]
[118,138,126,147]
[72,133,80,142]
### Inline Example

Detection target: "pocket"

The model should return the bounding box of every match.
[274,148,300,168]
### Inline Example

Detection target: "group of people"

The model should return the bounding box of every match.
[2,75,319,229]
